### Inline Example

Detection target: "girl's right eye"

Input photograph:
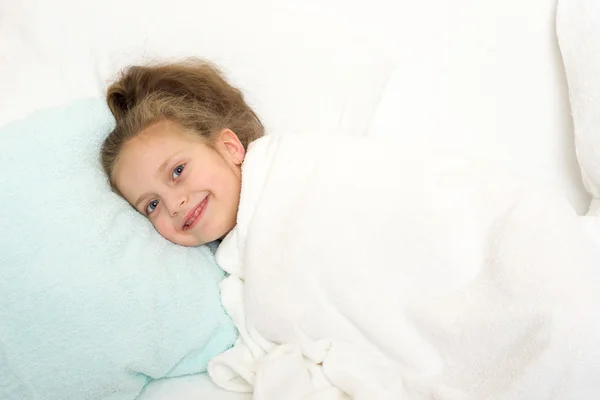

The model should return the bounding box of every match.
[145,199,160,215]
[172,164,185,180]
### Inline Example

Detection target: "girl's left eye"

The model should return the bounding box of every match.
[145,199,159,215]
[172,164,185,180]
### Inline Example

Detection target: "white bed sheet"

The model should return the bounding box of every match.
[348,0,590,213]
[139,373,249,400]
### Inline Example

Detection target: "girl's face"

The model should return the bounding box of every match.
[113,120,246,246]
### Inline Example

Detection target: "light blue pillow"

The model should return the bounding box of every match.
[0,98,237,400]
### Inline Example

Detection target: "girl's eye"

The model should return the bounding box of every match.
[172,164,185,180]
[146,199,159,215]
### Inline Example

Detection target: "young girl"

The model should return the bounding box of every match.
[101,59,263,247]
[101,60,600,399]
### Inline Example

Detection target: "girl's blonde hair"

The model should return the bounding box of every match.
[100,59,264,190]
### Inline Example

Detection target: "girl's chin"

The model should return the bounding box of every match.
[165,234,201,247]
[181,236,204,247]
[186,234,208,247]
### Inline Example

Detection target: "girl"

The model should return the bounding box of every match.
[101,59,263,247]
[100,59,600,399]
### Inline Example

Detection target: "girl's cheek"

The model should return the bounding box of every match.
[154,218,172,236]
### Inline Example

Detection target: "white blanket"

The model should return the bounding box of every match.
[209,135,600,399]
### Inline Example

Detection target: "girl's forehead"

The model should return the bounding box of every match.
[116,123,209,176]
[137,121,189,144]
[124,124,198,156]
[113,130,172,182]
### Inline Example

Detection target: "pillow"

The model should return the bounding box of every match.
[557,0,600,215]
[0,0,393,136]
[0,98,237,400]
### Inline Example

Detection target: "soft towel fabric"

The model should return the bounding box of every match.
[0,0,393,138]
[557,0,600,214]
[0,98,237,400]
[209,134,600,399]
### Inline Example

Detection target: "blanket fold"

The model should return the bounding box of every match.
[209,135,600,399]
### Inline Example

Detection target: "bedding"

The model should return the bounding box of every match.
[0,0,596,398]
[557,0,600,214]
[140,373,250,400]
[209,134,600,399]
[0,99,237,400]
[0,2,393,398]
[0,0,393,137]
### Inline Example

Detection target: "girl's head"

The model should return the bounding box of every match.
[100,59,264,246]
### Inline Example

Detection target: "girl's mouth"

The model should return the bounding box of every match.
[182,196,209,231]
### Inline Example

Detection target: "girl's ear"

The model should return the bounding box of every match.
[216,129,246,166]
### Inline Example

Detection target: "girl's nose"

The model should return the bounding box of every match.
[167,193,188,216]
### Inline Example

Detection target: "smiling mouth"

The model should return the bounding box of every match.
[182,196,209,231]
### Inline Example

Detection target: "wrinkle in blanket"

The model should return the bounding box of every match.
[209,135,600,399]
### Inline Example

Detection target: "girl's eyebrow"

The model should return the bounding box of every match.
[134,193,151,210]
[156,153,178,175]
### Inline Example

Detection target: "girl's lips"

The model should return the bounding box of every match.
[182,196,209,231]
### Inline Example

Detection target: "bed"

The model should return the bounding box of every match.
[0,0,597,398]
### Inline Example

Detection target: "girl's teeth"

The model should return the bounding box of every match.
[185,199,206,228]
